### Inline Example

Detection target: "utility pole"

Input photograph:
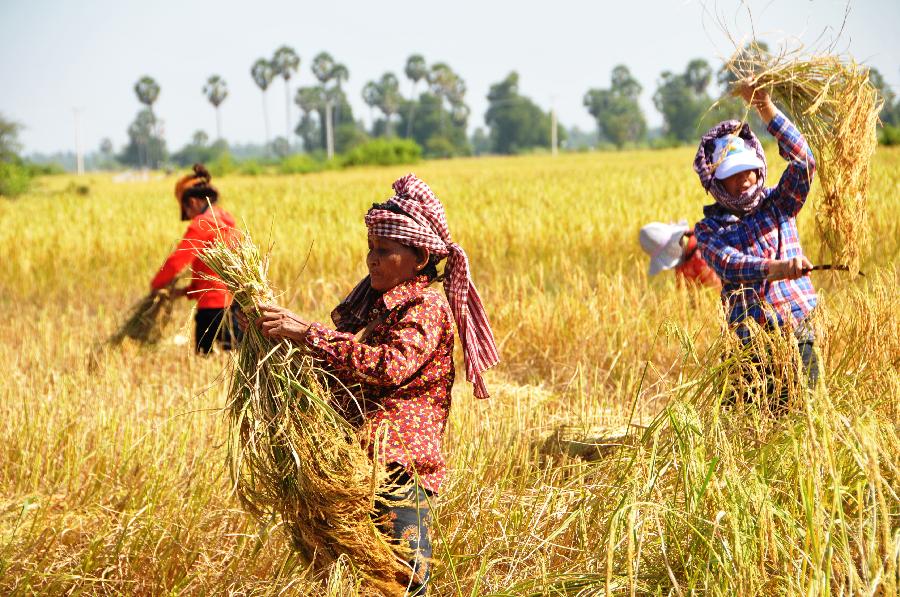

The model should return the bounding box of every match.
[73,108,85,175]
[550,108,558,157]
[285,83,291,146]
[262,93,271,155]
[325,100,334,160]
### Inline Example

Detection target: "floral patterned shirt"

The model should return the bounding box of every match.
[304,276,455,494]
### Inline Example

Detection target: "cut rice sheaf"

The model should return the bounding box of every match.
[201,233,414,596]
[724,50,883,274]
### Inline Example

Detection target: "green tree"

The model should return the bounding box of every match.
[426,62,470,151]
[470,127,490,156]
[251,58,275,148]
[0,114,31,197]
[133,76,162,167]
[203,75,228,140]
[270,136,291,158]
[404,54,428,137]
[119,109,167,168]
[134,76,160,114]
[362,73,403,137]
[330,62,350,125]
[294,86,325,152]
[868,67,899,126]
[97,137,118,169]
[311,52,336,85]
[362,81,380,125]
[397,92,470,157]
[0,114,24,161]
[311,52,350,147]
[653,58,715,143]
[485,72,561,154]
[583,65,647,148]
[323,86,359,153]
[272,45,300,142]
[99,138,114,156]
[171,129,226,167]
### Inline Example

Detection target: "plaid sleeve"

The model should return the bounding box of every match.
[767,112,816,217]
[695,219,770,283]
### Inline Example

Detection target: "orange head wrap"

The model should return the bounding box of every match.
[174,163,213,202]
[174,173,205,202]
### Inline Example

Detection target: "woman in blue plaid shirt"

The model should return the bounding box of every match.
[693,82,819,394]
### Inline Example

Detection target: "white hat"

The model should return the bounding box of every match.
[639,222,689,276]
[712,134,764,180]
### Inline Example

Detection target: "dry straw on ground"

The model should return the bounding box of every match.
[109,289,174,345]
[200,234,412,596]
[724,48,882,274]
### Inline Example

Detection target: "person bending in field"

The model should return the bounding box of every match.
[693,81,819,396]
[151,164,242,354]
[639,221,721,289]
[247,174,499,595]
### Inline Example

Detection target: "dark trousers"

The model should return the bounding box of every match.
[797,340,819,388]
[374,470,433,596]
[194,303,243,354]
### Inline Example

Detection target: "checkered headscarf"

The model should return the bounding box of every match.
[332,173,500,398]
[694,120,768,216]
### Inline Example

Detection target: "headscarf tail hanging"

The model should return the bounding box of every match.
[332,174,500,398]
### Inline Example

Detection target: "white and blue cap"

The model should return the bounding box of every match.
[639,221,690,276]
[712,134,764,180]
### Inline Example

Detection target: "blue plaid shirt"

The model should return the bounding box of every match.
[696,112,817,339]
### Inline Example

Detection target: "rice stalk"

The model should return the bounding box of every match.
[108,288,175,346]
[200,233,412,596]
[724,49,883,274]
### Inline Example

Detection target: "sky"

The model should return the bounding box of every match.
[1,0,898,155]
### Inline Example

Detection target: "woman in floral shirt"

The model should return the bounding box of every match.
[250,174,499,594]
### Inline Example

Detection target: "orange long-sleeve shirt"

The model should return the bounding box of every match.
[151,206,237,309]
[675,231,721,289]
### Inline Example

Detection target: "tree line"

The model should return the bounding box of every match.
[100,43,900,168]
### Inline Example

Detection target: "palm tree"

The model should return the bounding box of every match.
[203,75,228,140]
[295,86,325,120]
[404,55,428,137]
[311,52,336,85]
[362,81,380,128]
[428,63,457,133]
[272,45,300,142]
[311,53,346,159]
[378,73,402,137]
[251,58,275,149]
[330,62,349,126]
[133,76,160,167]
[362,74,402,137]
[294,86,325,151]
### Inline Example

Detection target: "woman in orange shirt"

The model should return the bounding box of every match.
[151,164,242,353]
[639,221,721,289]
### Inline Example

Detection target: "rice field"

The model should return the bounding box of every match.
[1,146,898,595]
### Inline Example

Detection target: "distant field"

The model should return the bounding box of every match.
[1,148,898,595]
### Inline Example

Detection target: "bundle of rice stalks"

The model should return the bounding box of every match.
[200,234,412,596]
[109,289,174,345]
[724,50,883,274]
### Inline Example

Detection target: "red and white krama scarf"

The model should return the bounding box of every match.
[332,173,500,398]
